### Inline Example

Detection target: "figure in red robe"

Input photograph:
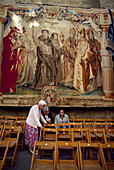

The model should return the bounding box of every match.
[0,26,25,93]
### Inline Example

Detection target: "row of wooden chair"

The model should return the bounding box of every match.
[44,122,114,130]
[40,126,114,144]
[69,119,114,123]
[0,125,21,169]
[30,141,114,170]
[0,116,27,121]
[0,119,26,150]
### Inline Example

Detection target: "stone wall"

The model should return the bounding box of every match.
[0,106,114,119]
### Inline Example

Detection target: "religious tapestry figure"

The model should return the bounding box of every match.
[73,28,102,93]
[50,32,62,86]
[62,28,77,88]
[16,27,36,87]
[31,29,57,89]
[0,27,25,93]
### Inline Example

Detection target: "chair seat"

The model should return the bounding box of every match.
[73,134,83,138]
[83,164,104,170]
[58,146,73,150]
[96,134,103,138]
[3,140,16,147]
[58,164,78,170]
[90,134,96,138]
[34,163,54,170]
[58,135,70,139]
[106,134,111,138]
[110,134,114,137]
[39,146,54,150]
[44,136,55,141]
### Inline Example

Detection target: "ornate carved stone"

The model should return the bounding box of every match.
[41,86,61,106]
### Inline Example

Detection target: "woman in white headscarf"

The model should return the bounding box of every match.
[25,100,47,153]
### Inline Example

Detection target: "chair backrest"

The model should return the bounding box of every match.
[17,117,27,121]
[30,141,57,170]
[1,125,21,141]
[105,119,114,123]
[0,125,4,140]
[95,119,106,123]
[5,116,18,121]
[70,122,82,128]
[57,127,72,142]
[57,123,70,129]
[105,122,114,129]
[88,129,107,143]
[0,140,9,170]
[41,128,57,141]
[56,141,80,169]
[94,122,107,129]
[69,119,74,123]
[79,142,108,170]
[71,128,89,143]
[73,119,84,123]
[100,143,114,169]
[12,120,26,132]
[0,116,3,120]
[104,129,114,143]
[84,119,95,123]
[44,123,57,129]
[83,122,95,129]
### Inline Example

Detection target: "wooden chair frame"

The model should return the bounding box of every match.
[30,141,57,170]
[0,141,9,170]
[79,142,108,170]
[71,128,89,143]
[56,141,80,170]
[1,125,21,168]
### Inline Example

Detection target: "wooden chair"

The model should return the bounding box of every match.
[0,140,9,170]
[1,125,21,168]
[17,116,27,121]
[71,128,89,143]
[57,127,72,142]
[57,123,70,129]
[100,143,114,170]
[70,122,82,129]
[44,123,57,129]
[104,129,114,143]
[30,141,57,170]
[106,123,114,130]
[12,120,26,150]
[0,116,3,120]
[40,127,57,142]
[69,119,74,123]
[5,116,18,121]
[0,120,13,126]
[105,119,114,123]
[73,119,84,123]
[94,122,107,129]
[56,141,79,170]
[83,122,95,129]
[4,116,17,126]
[57,128,74,159]
[88,129,107,143]
[0,125,4,141]
[79,142,108,170]
[39,128,57,157]
[95,119,106,123]
[83,119,95,123]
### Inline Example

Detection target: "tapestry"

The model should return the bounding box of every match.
[0,5,103,98]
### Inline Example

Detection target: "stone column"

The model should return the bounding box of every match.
[0,17,7,95]
[100,25,114,99]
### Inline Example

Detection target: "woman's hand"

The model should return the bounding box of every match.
[40,126,44,131]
